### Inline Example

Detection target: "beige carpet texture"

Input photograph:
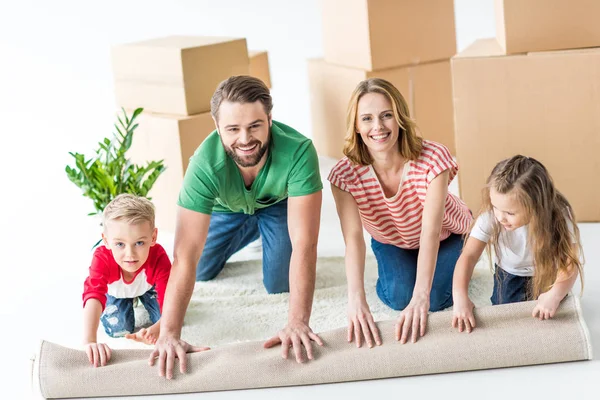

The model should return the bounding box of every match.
[35,295,592,399]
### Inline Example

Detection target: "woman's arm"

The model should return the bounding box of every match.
[396,170,449,344]
[331,184,381,347]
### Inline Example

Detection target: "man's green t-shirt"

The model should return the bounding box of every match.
[177,120,323,215]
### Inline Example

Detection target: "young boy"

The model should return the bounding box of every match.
[82,194,171,367]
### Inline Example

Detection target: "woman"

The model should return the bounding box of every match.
[328,78,472,347]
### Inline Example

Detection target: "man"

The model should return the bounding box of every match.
[149,76,324,379]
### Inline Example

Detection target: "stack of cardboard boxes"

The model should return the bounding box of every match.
[111,36,272,231]
[452,0,600,221]
[308,0,458,159]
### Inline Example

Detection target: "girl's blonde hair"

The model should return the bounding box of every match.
[343,78,423,165]
[103,194,155,228]
[479,155,584,299]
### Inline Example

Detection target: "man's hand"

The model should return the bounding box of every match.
[263,320,324,363]
[84,342,112,367]
[148,335,210,379]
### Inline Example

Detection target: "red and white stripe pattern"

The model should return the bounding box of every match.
[328,141,472,249]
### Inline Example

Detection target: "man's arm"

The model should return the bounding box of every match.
[264,191,324,362]
[160,207,210,338]
[149,206,212,379]
[287,190,321,325]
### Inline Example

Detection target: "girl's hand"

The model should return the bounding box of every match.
[452,295,476,333]
[532,290,563,320]
[347,294,381,348]
[84,342,112,367]
[395,292,429,344]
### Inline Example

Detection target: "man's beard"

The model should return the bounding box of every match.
[222,135,270,168]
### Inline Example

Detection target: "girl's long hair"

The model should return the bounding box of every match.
[479,155,584,299]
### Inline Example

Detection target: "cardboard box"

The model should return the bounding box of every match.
[127,111,216,232]
[112,36,249,116]
[452,38,600,221]
[307,58,455,160]
[249,51,272,88]
[495,0,600,55]
[321,0,456,70]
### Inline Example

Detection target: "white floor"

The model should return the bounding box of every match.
[6,156,600,399]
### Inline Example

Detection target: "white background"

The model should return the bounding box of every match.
[2,1,598,399]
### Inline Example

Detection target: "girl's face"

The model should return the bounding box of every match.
[355,92,400,155]
[489,187,529,231]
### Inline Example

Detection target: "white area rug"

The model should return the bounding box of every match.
[100,255,494,349]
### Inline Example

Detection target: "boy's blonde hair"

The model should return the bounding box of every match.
[102,194,155,228]
[478,155,584,300]
[343,78,423,165]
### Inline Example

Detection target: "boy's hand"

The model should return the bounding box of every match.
[532,290,563,320]
[84,342,112,367]
[452,295,476,333]
[125,328,157,345]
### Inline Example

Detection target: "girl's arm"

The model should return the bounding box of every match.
[533,249,580,320]
[451,236,487,332]
[330,184,381,348]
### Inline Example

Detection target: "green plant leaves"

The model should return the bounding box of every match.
[64,107,166,216]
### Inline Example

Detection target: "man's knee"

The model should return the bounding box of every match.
[196,260,224,282]
[263,277,289,294]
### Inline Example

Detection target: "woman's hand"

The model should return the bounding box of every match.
[347,293,381,348]
[395,292,429,344]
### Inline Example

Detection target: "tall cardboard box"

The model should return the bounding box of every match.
[308,59,455,159]
[128,111,216,232]
[495,0,600,55]
[452,39,600,222]
[112,36,249,116]
[321,0,456,70]
[249,51,272,88]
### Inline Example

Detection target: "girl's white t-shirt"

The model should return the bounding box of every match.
[470,211,533,276]
[470,211,575,277]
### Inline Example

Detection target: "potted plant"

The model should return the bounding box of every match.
[65,107,166,221]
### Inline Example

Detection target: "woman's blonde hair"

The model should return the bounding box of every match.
[478,155,584,299]
[103,194,155,228]
[343,78,422,165]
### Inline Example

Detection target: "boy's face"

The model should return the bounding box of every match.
[102,219,157,274]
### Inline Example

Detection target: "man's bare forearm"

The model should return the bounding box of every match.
[159,259,197,338]
[288,243,317,324]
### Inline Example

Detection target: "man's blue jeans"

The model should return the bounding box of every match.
[371,233,464,312]
[100,287,161,337]
[196,199,292,294]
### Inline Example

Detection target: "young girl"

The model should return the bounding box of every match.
[452,155,584,333]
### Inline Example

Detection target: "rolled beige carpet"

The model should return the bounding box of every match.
[34,295,592,399]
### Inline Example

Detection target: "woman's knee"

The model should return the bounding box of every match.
[377,280,412,311]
